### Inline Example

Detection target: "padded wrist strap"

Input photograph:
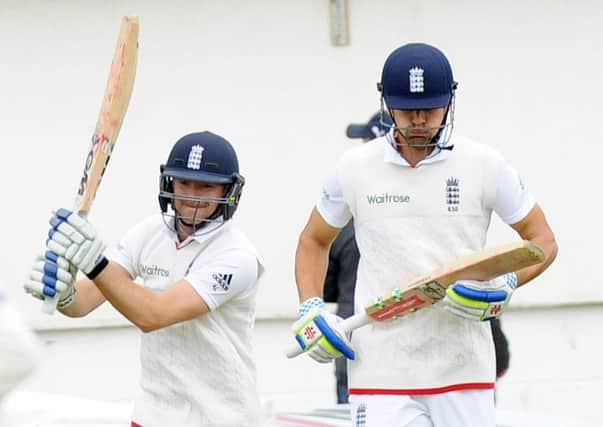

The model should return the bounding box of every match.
[298,296,325,318]
[86,256,109,280]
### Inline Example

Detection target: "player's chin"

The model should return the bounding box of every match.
[181,207,219,222]
[406,136,431,146]
[177,205,206,216]
[181,219,205,228]
[179,214,207,225]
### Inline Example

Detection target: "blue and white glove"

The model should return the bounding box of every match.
[45,208,108,279]
[442,272,518,321]
[292,297,355,363]
[24,251,76,309]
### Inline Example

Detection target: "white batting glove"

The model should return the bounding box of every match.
[442,272,518,321]
[291,297,355,363]
[24,251,76,309]
[46,208,108,279]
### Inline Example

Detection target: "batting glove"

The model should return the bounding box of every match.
[292,297,355,363]
[46,208,108,279]
[24,251,77,309]
[442,272,518,321]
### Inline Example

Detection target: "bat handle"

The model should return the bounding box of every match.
[285,342,304,359]
[42,296,58,315]
[284,312,373,359]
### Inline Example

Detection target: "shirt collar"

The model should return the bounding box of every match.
[168,217,231,248]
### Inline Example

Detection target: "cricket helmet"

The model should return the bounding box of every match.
[377,42,458,148]
[379,42,456,110]
[159,131,245,221]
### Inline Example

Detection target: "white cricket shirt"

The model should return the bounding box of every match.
[110,215,262,426]
[317,134,535,394]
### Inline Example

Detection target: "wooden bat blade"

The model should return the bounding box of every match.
[74,16,139,216]
[285,240,544,359]
[364,240,544,321]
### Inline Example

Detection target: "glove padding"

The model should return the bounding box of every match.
[24,251,76,308]
[442,272,518,321]
[46,208,108,278]
[292,297,355,363]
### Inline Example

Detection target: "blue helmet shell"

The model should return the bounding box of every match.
[159,131,245,220]
[380,43,456,110]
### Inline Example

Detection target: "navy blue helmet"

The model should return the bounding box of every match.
[377,43,458,148]
[159,131,245,221]
[380,43,456,110]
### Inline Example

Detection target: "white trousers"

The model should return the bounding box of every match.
[349,390,495,427]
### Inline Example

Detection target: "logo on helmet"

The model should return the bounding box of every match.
[409,67,424,93]
[187,144,205,170]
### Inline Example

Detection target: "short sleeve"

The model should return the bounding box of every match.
[493,159,536,225]
[316,169,352,228]
[108,229,140,279]
[184,249,259,311]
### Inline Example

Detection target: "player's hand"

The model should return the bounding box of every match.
[291,297,355,363]
[46,208,108,279]
[24,251,76,308]
[442,272,518,321]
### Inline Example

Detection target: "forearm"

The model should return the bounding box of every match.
[512,203,559,287]
[516,232,558,286]
[59,278,106,317]
[91,262,159,332]
[295,234,331,302]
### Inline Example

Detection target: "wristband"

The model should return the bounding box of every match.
[298,296,325,318]
[86,256,109,280]
[504,272,518,289]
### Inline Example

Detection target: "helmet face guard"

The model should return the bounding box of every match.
[158,132,245,235]
[378,43,458,149]
[158,169,245,221]
[378,95,456,149]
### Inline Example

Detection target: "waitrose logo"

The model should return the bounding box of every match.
[140,264,169,277]
[367,193,410,205]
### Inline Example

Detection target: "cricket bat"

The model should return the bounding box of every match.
[42,17,139,314]
[286,240,544,358]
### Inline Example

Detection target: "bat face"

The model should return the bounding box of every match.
[74,17,139,216]
[77,133,112,205]
[364,240,545,321]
